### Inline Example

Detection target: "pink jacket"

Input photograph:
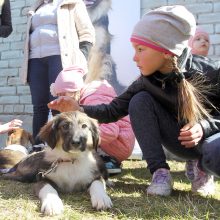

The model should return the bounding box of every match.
[80,80,135,162]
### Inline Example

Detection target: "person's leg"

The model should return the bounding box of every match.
[28,58,49,143]
[199,133,220,177]
[28,56,62,144]
[128,91,200,196]
[128,91,200,174]
[47,55,63,116]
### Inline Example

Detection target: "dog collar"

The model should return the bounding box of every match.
[37,158,75,180]
[4,144,29,155]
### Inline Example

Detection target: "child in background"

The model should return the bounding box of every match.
[48,5,220,196]
[0,119,23,134]
[50,66,135,175]
[186,26,214,195]
[188,27,210,56]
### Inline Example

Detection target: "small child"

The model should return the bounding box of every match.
[188,27,210,56]
[50,66,135,175]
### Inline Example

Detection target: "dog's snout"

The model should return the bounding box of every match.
[69,133,87,152]
[71,138,81,147]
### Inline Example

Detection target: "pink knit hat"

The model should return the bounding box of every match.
[188,26,210,55]
[50,66,85,97]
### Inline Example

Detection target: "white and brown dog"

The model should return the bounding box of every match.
[1,111,112,216]
[0,128,34,174]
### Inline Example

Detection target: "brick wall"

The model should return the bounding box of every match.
[0,0,34,145]
[0,0,220,145]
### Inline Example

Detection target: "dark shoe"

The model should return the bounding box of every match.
[100,156,122,175]
[32,143,46,152]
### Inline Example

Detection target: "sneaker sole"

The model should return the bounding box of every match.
[147,187,172,196]
[107,169,122,174]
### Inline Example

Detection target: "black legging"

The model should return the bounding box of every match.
[128,91,200,174]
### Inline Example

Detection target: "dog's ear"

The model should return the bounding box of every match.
[7,129,15,136]
[37,119,59,149]
[90,119,100,151]
[6,130,14,145]
[28,132,35,145]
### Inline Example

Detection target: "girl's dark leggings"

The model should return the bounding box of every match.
[128,91,220,176]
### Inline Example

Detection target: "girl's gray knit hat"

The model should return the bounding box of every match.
[131,5,196,56]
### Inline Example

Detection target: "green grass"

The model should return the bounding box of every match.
[0,160,219,219]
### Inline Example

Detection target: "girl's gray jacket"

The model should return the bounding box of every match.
[82,54,220,139]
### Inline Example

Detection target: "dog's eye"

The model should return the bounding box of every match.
[62,124,69,130]
[82,123,87,129]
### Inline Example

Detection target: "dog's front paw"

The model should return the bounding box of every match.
[38,183,64,216]
[106,180,115,188]
[41,193,64,216]
[89,180,113,210]
[91,192,113,210]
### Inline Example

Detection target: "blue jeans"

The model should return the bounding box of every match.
[27,55,62,143]
[128,91,202,174]
[201,133,220,177]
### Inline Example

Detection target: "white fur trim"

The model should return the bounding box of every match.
[50,83,57,97]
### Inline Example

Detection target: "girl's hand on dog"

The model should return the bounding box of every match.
[0,119,23,134]
[178,123,203,148]
[48,96,80,112]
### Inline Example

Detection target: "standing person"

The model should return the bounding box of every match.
[185,27,214,195]
[0,0,13,38]
[50,66,135,174]
[48,5,220,196]
[20,0,95,145]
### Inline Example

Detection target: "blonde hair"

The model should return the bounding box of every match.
[69,91,81,102]
[171,56,212,124]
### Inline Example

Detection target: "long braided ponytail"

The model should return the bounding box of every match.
[171,56,212,124]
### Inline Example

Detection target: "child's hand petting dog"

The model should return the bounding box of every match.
[0,119,23,134]
[48,96,80,113]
